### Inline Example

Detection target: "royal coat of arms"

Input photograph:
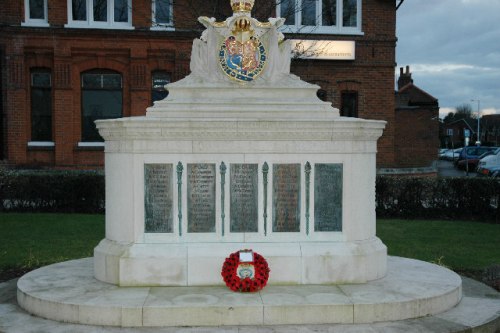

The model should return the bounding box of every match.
[219,34,266,82]
[218,6,267,83]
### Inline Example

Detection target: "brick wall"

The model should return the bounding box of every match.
[0,0,22,25]
[1,0,398,169]
[395,108,439,168]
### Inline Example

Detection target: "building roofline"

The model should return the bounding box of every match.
[398,82,438,102]
[445,118,476,132]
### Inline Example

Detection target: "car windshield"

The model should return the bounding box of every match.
[478,151,492,159]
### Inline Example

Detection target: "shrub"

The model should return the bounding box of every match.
[0,169,104,213]
[2,168,499,222]
[376,176,500,223]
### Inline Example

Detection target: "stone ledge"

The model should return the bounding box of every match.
[93,238,387,286]
[17,256,463,327]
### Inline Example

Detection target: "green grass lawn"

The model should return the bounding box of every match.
[0,213,104,272]
[0,213,499,282]
[377,219,500,271]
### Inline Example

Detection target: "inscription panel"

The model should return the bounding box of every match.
[144,164,173,233]
[187,164,216,233]
[230,164,258,232]
[273,164,301,232]
[314,164,343,232]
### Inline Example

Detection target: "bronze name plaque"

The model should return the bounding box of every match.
[314,163,343,231]
[144,164,173,233]
[272,164,301,232]
[187,163,216,233]
[230,164,258,232]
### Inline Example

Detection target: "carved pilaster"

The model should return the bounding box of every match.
[54,63,71,89]
[7,57,24,89]
[130,63,147,89]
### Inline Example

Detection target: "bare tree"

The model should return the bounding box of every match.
[456,103,476,120]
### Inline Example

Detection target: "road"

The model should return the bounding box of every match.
[437,160,477,177]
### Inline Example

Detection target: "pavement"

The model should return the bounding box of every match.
[437,160,477,177]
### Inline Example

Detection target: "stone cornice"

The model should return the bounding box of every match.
[96,117,386,154]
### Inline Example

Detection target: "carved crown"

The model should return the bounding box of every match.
[231,0,254,12]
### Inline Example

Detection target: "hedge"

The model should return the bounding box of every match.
[1,169,500,221]
[376,176,500,223]
[0,169,104,213]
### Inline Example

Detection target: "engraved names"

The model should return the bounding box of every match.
[314,163,343,231]
[187,163,216,233]
[230,164,258,232]
[272,164,301,232]
[144,164,173,233]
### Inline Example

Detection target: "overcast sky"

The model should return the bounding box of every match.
[396,0,500,118]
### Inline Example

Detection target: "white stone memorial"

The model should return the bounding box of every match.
[93,0,387,287]
[16,0,466,328]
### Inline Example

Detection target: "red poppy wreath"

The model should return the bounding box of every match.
[221,250,270,292]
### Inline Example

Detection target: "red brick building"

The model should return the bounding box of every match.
[0,0,402,169]
[479,114,500,146]
[441,119,476,149]
[394,66,439,169]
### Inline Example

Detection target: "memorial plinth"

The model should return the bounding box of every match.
[93,3,387,287]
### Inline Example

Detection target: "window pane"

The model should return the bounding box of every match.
[31,71,52,141]
[31,90,52,141]
[82,74,102,88]
[152,71,170,103]
[152,72,170,89]
[82,90,122,141]
[341,92,358,118]
[32,72,51,88]
[102,74,122,89]
[322,0,336,26]
[343,0,357,27]
[114,0,128,22]
[72,0,87,20]
[280,0,295,25]
[301,0,316,26]
[93,0,108,22]
[29,0,45,19]
[155,0,171,24]
[152,90,168,103]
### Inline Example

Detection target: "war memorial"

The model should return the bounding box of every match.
[12,1,498,330]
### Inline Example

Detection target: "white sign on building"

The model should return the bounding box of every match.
[290,40,356,60]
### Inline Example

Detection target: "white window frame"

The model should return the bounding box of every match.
[65,0,133,29]
[151,0,175,31]
[447,128,454,136]
[277,0,363,35]
[28,141,55,147]
[22,0,50,27]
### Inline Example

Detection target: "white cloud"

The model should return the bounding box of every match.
[407,63,491,74]
[461,0,488,3]
[438,107,500,119]
[396,0,500,114]
[439,107,455,119]
[481,108,500,116]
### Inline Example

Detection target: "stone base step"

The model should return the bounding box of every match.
[17,256,463,327]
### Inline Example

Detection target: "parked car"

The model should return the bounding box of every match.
[455,146,498,170]
[477,165,500,177]
[490,167,500,177]
[441,148,462,161]
[438,148,449,158]
[477,148,500,175]
[457,148,500,171]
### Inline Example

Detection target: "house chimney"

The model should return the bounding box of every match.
[397,65,413,90]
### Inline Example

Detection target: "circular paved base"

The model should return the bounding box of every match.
[16,256,464,327]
